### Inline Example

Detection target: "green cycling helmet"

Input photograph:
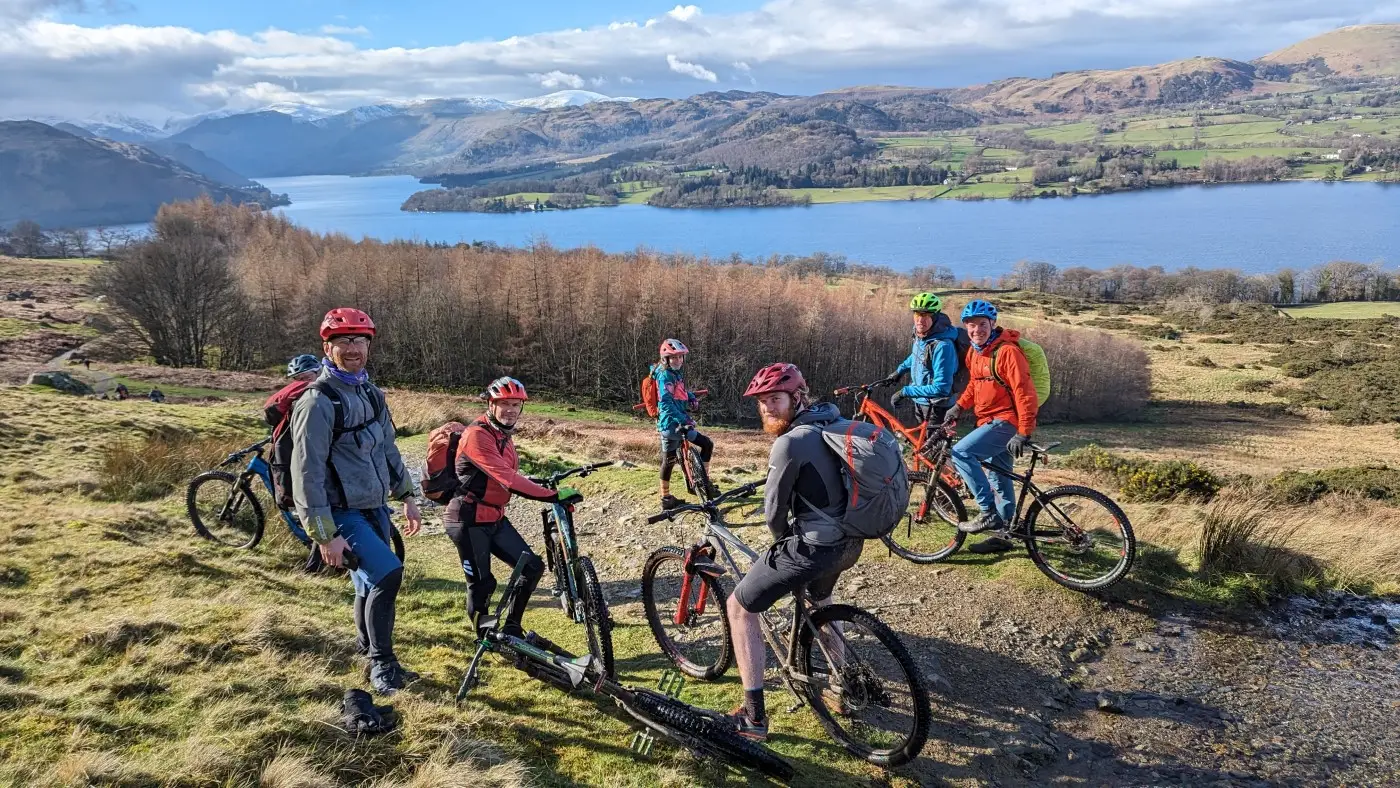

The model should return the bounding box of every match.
[909,292,943,313]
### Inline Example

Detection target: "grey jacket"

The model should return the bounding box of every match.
[763,402,849,547]
[290,369,416,543]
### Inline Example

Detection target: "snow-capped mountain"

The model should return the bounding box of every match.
[164,103,341,134]
[22,113,166,142]
[510,90,636,109]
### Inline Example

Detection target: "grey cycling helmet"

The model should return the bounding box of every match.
[286,354,320,377]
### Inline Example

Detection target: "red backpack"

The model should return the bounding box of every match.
[420,421,469,504]
[639,364,660,418]
[262,380,384,511]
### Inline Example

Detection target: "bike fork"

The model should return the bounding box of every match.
[673,546,713,626]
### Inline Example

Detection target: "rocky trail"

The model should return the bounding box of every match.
[509,476,1400,787]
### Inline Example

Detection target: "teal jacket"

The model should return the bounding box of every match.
[893,313,960,404]
[654,364,698,436]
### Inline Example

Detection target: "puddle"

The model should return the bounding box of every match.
[1271,593,1400,648]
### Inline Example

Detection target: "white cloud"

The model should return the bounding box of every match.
[529,70,586,89]
[320,24,370,37]
[666,4,703,22]
[667,53,718,82]
[0,0,1392,119]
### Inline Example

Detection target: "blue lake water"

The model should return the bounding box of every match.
[252,174,1399,276]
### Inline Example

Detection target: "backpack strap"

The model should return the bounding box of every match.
[309,379,385,437]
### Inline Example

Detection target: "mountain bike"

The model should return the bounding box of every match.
[531,460,616,678]
[457,557,794,782]
[642,482,932,768]
[186,438,405,559]
[890,431,1137,592]
[638,389,716,503]
[837,381,967,563]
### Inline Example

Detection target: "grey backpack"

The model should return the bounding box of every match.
[799,418,910,540]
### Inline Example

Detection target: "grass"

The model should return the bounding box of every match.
[1280,302,1400,319]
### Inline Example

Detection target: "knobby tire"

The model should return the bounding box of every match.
[187,470,264,549]
[576,556,616,678]
[1024,485,1136,592]
[798,604,931,768]
[882,472,967,564]
[641,546,733,680]
[626,690,794,781]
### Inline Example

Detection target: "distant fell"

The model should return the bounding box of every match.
[1257,23,1400,78]
[0,121,282,228]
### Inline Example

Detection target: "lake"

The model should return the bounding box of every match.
[256,174,1399,276]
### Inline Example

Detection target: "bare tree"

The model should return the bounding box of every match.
[1011,260,1060,293]
[48,230,73,258]
[10,220,46,257]
[92,212,245,367]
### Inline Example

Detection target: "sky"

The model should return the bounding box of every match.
[1,0,1397,122]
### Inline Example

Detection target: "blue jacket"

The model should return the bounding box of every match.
[654,364,698,436]
[894,313,960,405]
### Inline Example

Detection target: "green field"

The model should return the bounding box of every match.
[1157,148,1320,167]
[1280,302,1400,319]
[785,185,946,203]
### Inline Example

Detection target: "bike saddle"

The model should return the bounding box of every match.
[1030,440,1062,453]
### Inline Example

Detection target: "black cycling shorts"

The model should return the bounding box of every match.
[733,535,863,614]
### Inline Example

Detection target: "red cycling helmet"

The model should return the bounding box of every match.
[319,308,376,340]
[485,377,529,401]
[743,363,807,397]
[659,338,689,357]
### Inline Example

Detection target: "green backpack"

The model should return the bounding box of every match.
[990,338,1052,407]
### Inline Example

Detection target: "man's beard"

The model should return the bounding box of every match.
[761,407,796,436]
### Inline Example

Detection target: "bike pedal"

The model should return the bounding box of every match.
[657,669,686,699]
[629,730,656,757]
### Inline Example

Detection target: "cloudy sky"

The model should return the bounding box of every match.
[2,0,1397,121]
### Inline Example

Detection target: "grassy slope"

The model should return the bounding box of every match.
[0,386,914,786]
[1280,301,1400,319]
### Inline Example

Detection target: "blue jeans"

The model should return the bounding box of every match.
[333,506,401,595]
[951,420,1019,523]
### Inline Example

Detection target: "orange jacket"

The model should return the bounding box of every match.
[454,416,556,524]
[956,328,1039,436]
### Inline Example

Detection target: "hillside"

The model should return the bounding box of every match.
[1257,23,1400,78]
[0,122,285,228]
[954,57,1295,117]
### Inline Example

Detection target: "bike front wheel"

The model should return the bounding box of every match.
[625,690,794,781]
[575,556,616,678]
[883,472,966,564]
[798,604,931,768]
[1024,485,1136,592]
[187,471,264,549]
[641,546,733,680]
[685,445,714,500]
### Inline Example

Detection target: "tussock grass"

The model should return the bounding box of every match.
[94,431,247,502]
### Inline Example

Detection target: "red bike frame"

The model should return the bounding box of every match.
[835,384,964,518]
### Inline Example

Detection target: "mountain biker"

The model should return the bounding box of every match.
[655,339,716,509]
[727,363,863,741]
[444,377,583,638]
[942,299,1039,555]
[290,308,423,695]
[881,292,960,426]
[287,353,320,382]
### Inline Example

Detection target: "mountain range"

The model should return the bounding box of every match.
[1,24,1396,228]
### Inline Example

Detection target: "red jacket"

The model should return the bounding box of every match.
[454,416,555,523]
[956,328,1039,436]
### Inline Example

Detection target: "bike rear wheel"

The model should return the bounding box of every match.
[798,604,931,767]
[626,690,794,781]
[1024,485,1136,592]
[641,546,733,680]
[575,556,616,678]
[883,472,966,564]
[187,471,264,549]
[685,446,714,500]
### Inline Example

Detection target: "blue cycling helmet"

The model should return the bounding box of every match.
[286,354,320,377]
[960,299,999,322]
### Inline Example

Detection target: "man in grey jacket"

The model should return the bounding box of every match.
[726,363,863,742]
[291,307,422,695]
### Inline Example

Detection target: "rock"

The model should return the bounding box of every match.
[1134,640,1157,653]
[618,460,637,469]
[25,371,93,396]
[1096,693,1124,714]
[1371,613,1390,626]
[1160,624,1184,637]
[1069,647,1094,663]
[1041,697,1067,711]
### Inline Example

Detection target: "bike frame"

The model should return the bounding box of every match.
[672,494,845,708]
[220,440,310,545]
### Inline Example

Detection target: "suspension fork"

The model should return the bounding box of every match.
[672,543,716,626]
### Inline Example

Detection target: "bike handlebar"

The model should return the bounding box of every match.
[833,380,887,397]
[530,460,615,488]
[220,437,272,466]
[646,479,766,523]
